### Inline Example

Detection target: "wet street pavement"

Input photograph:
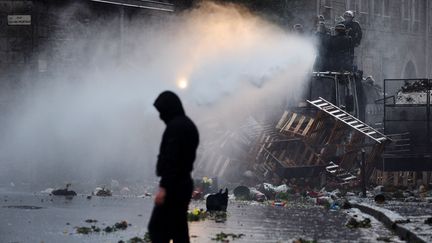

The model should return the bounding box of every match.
[0,190,400,243]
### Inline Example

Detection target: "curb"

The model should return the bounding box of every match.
[349,201,426,243]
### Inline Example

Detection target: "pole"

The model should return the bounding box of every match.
[119,7,124,61]
[361,149,366,198]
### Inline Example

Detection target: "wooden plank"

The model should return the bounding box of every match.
[302,118,315,136]
[403,172,409,186]
[393,172,399,186]
[282,113,297,132]
[382,172,388,185]
[276,111,289,129]
[293,115,306,134]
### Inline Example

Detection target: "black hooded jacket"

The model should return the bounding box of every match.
[153,91,199,189]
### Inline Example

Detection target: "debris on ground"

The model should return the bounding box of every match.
[3,205,43,210]
[114,220,129,230]
[211,232,245,241]
[187,208,228,223]
[52,183,77,196]
[120,232,151,243]
[85,219,98,223]
[292,238,317,243]
[94,187,112,197]
[137,193,152,198]
[208,211,228,223]
[376,236,392,242]
[346,217,372,229]
[40,188,54,194]
[75,220,129,234]
[187,208,207,222]
[233,186,250,200]
[76,226,92,234]
[374,194,386,204]
[192,177,219,199]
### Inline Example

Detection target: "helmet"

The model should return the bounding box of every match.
[293,24,303,30]
[293,24,304,33]
[343,10,354,18]
[335,23,346,32]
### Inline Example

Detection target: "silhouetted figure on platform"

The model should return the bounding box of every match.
[329,24,353,71]
[314,21,331,71]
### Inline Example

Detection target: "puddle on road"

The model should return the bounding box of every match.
[3,205,44,210]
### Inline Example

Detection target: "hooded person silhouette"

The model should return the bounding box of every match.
[148,91,199,243]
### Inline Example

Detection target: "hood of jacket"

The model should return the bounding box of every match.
[153,91,186,124]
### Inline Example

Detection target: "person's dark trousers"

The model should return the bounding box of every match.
[148,179,193,243]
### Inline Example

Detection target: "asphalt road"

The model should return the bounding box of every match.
[0,190,399,243]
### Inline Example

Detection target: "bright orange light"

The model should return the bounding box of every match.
[177,77,188,89]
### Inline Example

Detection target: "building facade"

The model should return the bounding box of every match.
[315,0,432,83]
[2,0,432,86]
[0,0,174,86]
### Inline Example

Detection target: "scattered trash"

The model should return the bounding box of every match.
[75,220,129,234]
[211,232,245,241]
[3,205,43,210]
[249,187,266,202]
[111,179,120,191]
[376,236,392,242]
[103,226,114,233]
[341,200,352,209]
[137,193,152,198]
[187,208,228,223]
[76,226,92,234]
[120,236,150,243]
[41,188,54,194]
[206,189,228,211]
[329,202,340,211]
[272,200,286,207]
[209,211,228,223]
[114,220,129,230]
[374,194,386,204]
[85,219,98,223]
[94,187,112,197]
[187,208,207,222]
[192,190,203,200]
[346,217,371,228]
[233,186,250,200]
[120,187,131,195]
[292,238,317,243]
[392,190,404,199]
[52,183,77,196]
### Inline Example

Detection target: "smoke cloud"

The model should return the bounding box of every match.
[0,2,315,190]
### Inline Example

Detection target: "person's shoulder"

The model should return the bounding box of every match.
[168,116,197,129]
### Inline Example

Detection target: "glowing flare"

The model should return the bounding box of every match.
[177,77,188,89]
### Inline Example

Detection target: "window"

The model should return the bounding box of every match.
[346,0,356,11]
[429,2,432,35]
[374,0,383,16]
[323,0,332,8]
[401,0,411,32]
[412,0,421,33]
[359,0,370,13]
[383,0,390,16]
[322,0,333,23]
[358,0,370,25]
[401,0,425,33]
